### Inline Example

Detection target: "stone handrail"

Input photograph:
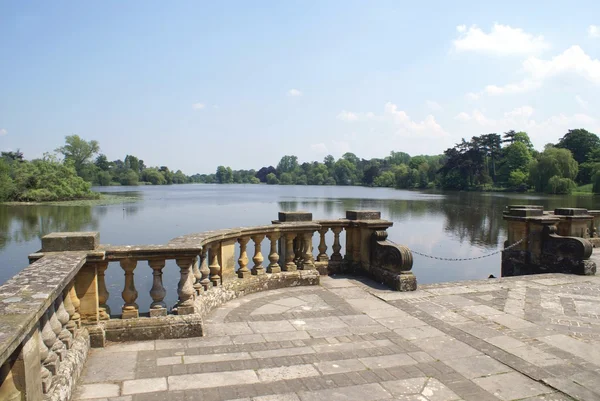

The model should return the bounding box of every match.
[0,252,89,401]
[0,210,416,400]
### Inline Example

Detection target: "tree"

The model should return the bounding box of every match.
[276,156,299,175]
[529,147,578,193]
[498,142,532,184]
[255,166,276,183]
[56,135,100,174]
[94,154,110,171]
[323,155,335,168]
[334,159,356,185]
[1,149,24,162]
[386,151,411,166]
[556,129,600,165]
[215,166,233,183]
[266,173,279,185]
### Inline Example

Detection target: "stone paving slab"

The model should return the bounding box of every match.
[73,273,600,401]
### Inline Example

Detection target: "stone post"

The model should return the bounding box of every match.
[554,208,594,239]
[148,259,167,317]
[175,257,196,315]
[0,325,43,401]
[251,234,266,275]
[345,210,392,271]
[199,247,210,291]
[237,237,251,278]
[502,205,554,274]
[96,261,110,321]
[266,232,281,273]
[220,239,237,282]
[75,263,100,324]
[283,233,297,272]
[120,259,139,319]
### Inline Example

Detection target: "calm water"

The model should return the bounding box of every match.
[2,185,599,313]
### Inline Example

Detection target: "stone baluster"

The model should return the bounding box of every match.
[48,304,67,361]
[266,233,281,273]
[302,231,316,270]
[209,243,222,286]
[199,248,210,290]
[317,228,329,262]
[68,280,81,329]
[237,237,250,278]
[251,234,266,276]
[149,259,167,317]
[331,227,343,262]
[37,325,52,393]
[192,255,203,294]
[120,259,139,319]
[284,233,297,271]
[294,236,304,267]
[63,284,77,335]
[97,261,111,320]
[175,257,196,315]
[55,296,73,349]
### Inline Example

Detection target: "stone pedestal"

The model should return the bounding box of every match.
[502,205,595,277]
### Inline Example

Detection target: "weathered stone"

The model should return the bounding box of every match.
[277,211,313,222]
[41,232,99,252]
[346,210,381,220]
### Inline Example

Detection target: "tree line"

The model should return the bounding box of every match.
[204,128,600,195]
[2,128,600,202]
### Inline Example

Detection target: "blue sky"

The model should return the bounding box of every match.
[1,1,599,174]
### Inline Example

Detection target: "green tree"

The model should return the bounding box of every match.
[279,172,294,185]
[556,129,600,165]
[266,173,279,185]
[141,168,167,185]
[215,166,233,183]
[276,155,299,175]
[334,159,356,185]
[529,147,578,193]
[56,135,100,175]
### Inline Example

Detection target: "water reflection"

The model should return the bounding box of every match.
[3,185,600,289]
[0,205,99,250]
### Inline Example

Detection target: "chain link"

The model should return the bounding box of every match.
[411,232,533,262]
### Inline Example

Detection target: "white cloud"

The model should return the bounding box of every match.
[288,89,302,97]
[576,95,589,110]
[426,100,443,111]
[192,103,205,110]
[466,92,480,101]
[523,46,600,84]
[504,105,534,119]
[455,106,534,126]
[337,110,359,121]
[484,79,541,95]
[337,103,447,136]
[473,45,600,97]
[383,102,447,136]
[310,143,328,153]
[0,128,6,136]
[453,23,549,55]
[589,25,600,38]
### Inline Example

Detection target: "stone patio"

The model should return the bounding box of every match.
[72,272,600,401]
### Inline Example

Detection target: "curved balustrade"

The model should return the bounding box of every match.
[0,209,416,401]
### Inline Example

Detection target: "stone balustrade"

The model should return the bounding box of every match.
[0,210,415,401]
[502,205,597,277]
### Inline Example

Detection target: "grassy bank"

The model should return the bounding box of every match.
[1,193,139,206]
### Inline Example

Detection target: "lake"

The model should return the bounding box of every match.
[1,184,599,313]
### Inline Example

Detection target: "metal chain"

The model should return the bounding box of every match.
[411,232,533,262]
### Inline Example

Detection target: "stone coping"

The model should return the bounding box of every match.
[0,252,87,366]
